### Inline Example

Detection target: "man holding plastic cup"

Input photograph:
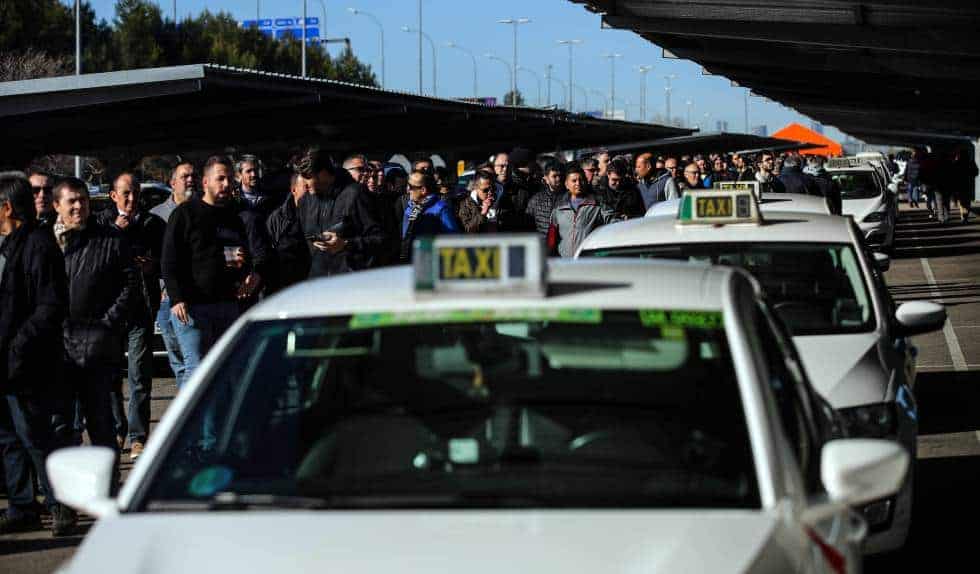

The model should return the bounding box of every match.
[161,156,259,385]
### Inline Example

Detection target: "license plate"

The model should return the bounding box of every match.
[438,246,501,280]
[696,196,733,218]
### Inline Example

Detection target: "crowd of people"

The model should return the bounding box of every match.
[904,147,978,225]
[0,142,974,536]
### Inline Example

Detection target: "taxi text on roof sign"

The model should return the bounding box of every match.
[715,180,761,200]
[413,234,547,297]
[677,188,762,226]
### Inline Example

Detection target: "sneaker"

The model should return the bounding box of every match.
[0,510,42,534]
[130,441,145,461]
[51,504,77,537]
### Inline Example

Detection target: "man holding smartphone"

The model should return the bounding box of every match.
[97,171,166,460]
[293,147,384,277]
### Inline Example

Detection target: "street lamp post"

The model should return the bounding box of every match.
[557,39,582,112]
[75,0,82,177]
[517,66,541,107]
[572,83,589,113]
[664,73,677,126]
[485,54,514,105]
[316,0,327,42]
[636,65,652,122]
[590,89,609,118]
[498,18,531,106]
[447,42,478,98]
[549,75,568,110]
[301,0,307,77]
[602,53,622,119]
[403,25,437,96]
[348,8,385,89]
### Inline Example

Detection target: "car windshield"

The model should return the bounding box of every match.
[831,171,881,200]
[582,243,875,336]
[141,309,760,511]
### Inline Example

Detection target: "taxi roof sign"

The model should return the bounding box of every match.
[826,157,869,169]
[413,234,547,297]
[677,188,762,226]
[714,180,761,200]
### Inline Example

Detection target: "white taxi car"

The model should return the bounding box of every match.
[50,236,907,573]
[577,190,946,554]
[646,190,832,218]
[826,158,896,252]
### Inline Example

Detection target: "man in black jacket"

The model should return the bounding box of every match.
[776,155,820,196]
[97,171,165,460]
[526,162,566,237]
[162,156,258,385]
[598,161,645,219]
[53,177,135,456]
[233,155,277,299]
[266,173,313,290]
[294,147,385,277]
[0,175,74,535]
[805,156,843,215]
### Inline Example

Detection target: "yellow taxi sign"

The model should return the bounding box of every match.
[414,234,546,297]
[677,189,761,226]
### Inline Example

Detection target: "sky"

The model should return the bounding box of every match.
[78,0,848,142]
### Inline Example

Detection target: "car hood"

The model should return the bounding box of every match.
[65,510,793,574]
[793,333,888,407]
[842,195,884,223]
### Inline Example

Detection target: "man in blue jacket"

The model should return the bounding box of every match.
[400,171,460,262]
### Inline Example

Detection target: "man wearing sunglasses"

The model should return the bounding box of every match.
[755,151,786,195]
[27,170,55,228]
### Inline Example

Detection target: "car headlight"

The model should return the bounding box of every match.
[839,402,897,438]
[863,212,886,223]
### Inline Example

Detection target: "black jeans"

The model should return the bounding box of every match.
[0,393,59,516]
[109,316,154,444]
[63,363,121,453]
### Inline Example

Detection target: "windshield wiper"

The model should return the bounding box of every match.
[146,492,332,512]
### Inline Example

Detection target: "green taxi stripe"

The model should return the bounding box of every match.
[349,308,603,329]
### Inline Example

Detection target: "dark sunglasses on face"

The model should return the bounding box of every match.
[32,186,53,194]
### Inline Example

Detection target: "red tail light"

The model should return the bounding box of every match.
[805,527,846,574]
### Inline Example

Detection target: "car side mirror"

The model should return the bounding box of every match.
[821,439,909,506]
[895,301,947,336]
[47,447,119,518]
[873,252,891,272]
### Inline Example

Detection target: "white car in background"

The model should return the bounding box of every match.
[826,159,896,252]
[646,191,832,218]
[577,190,947,554]
[49,235,907,573]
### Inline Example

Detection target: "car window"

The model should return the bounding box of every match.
[139,309,761,511]
[831,172,881,200]
[583,243,877,336]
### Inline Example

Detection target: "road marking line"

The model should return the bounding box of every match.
[920,257,968,372]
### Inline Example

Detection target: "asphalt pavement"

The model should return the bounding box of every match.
[1,204,978,573]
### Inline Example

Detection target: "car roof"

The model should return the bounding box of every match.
[245,258,738,321]
[579,211,855,253]
[645,192,829,218]
[826,165,877,173]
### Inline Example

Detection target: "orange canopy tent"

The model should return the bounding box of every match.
[772,123,843,157]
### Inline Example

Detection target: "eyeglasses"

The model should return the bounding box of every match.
[666,166,679,171]
[31,186,53,194]
[408,184,426,191]
[684,171,700,176]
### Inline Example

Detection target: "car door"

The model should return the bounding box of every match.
[750,301,865,573]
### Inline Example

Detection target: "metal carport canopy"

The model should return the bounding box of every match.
[582,132,821,157]
[0,63,691,167]
[569,0,980,146]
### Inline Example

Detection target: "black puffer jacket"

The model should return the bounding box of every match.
[0,224,68,393]
[297,171,385,277]
[525,185,565,237]
[95,206,166,322]
[777,165,820,196]
[597,183,645,220]
[61,219,136,368]
[501,173,536,231]
[266,194,311,290]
